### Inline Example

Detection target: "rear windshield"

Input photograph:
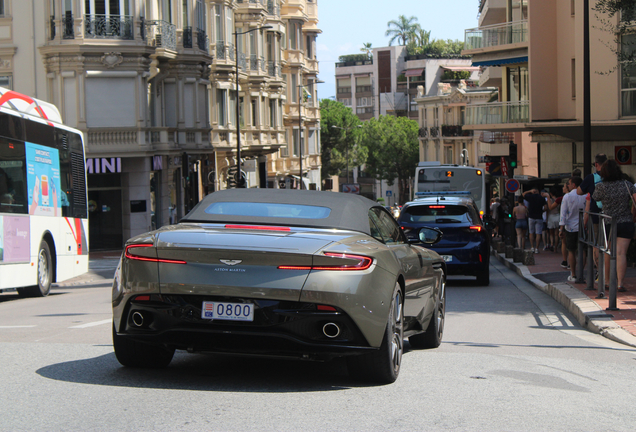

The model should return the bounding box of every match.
[401,204,476,224]
[204,202,331,219]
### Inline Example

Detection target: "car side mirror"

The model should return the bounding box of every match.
[408,226,443,245]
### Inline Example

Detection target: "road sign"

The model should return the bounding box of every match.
[500,157,509,177]
[342,183,360,194]
[486,161,502,176]
[386,190,392,197]
[506,178,520,193]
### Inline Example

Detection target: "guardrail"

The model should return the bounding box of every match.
[577,210,619,310]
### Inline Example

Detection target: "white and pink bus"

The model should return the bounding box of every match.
[0,87,88,296]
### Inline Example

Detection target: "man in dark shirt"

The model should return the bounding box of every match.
[523,188,547,253]
[577,153,607,271]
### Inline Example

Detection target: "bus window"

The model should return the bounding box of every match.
[0,138,27,214]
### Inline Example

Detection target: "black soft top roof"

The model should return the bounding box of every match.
[181,189,379,234]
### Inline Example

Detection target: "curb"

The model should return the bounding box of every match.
[492,249,636,348]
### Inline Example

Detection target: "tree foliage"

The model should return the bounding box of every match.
[338,53,370,63]
[360,115,419,204]
[319,99,367,181]
[386,15,419,46]
[360,42,373,59]
[594,0,636,73]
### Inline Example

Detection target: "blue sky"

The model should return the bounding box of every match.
[315,0,481,100]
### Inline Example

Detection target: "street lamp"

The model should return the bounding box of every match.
[296,77,324,189]
[233,25,272,188]
[331,124,362,185]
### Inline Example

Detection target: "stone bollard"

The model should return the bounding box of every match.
[513,248,524,263]
[496,241,506,253]
[505,245,514,259]
[523,250,535,266]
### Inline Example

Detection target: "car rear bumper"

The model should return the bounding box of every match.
[429,242,489,276]
[114,294,374,360]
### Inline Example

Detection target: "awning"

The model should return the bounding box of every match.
[404,68,424,77]
[472,56,528,67]
[442,66,481,72]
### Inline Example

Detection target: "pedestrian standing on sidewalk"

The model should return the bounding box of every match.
[560,176,587,282]
[523,188,547,253]
[513,195,528,250]
[577,153,607,271]
[491,198,501,238]
[545,186,562,253]
[592,160,636,292]
[559,182,570,267]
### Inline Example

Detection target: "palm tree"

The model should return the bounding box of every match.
[385,15,418,46]
[360,42,372,59]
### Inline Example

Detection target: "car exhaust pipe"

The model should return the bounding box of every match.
[131,311,144,327]
[322,322,340,338]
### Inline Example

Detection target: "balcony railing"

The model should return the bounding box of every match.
[144,20,176,51]
[49,14,76,40]
[216,41,226,59]
[465,101,529,125]
[250,54,258,70]
[479,131,515,143]
[62,14,75,39]
[429,126,440,137]
[356,85,373,93]
[84,14,134,40]
[268,61,277,77]
[183,27,193,48]
[196,28,208,52]
[239,52,247,70]
[337,87,351,94]
[441,125,473,137]
[464,20,527,50]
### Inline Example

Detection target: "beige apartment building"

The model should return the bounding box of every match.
[462,0,636,180]
[0,0,320,249]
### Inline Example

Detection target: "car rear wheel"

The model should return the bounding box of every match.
[347,282,403,384]
[112,325,175,368]
[18,240,52,297]
[409,273,445,349]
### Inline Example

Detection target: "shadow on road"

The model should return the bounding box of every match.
[35,350,409,391]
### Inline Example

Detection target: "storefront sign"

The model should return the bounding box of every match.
[86,158,122,174]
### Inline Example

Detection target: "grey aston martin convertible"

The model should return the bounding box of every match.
[112,189,446,383]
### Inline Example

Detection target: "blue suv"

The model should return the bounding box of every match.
[397,193,490,285]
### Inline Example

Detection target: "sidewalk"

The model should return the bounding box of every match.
[493,242,636,348]
[52,250,122,287]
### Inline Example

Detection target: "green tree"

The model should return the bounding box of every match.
[386,15,419,46]
[594,0,636,73]
[360,115,419,204]
[319,99,367,181]
[360,42,373,59]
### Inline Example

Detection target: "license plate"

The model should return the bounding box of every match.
[441,255,453,262]
[201,301,254,321]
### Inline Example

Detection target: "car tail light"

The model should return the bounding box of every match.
[317,305,337,311]
[278,252,373,271]
[225,224,291,231]
[125,244,187,264]
[429,205,445,209]
[465,226,483,232]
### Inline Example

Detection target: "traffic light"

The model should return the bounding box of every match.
[509,141,518,169]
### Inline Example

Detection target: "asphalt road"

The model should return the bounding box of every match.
[1,259,635,431]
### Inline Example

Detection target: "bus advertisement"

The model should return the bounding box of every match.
[0,87,88,296]
[413,161,487,216]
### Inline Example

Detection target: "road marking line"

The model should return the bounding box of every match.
[69,319,112,329]
[0,325,37,329]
